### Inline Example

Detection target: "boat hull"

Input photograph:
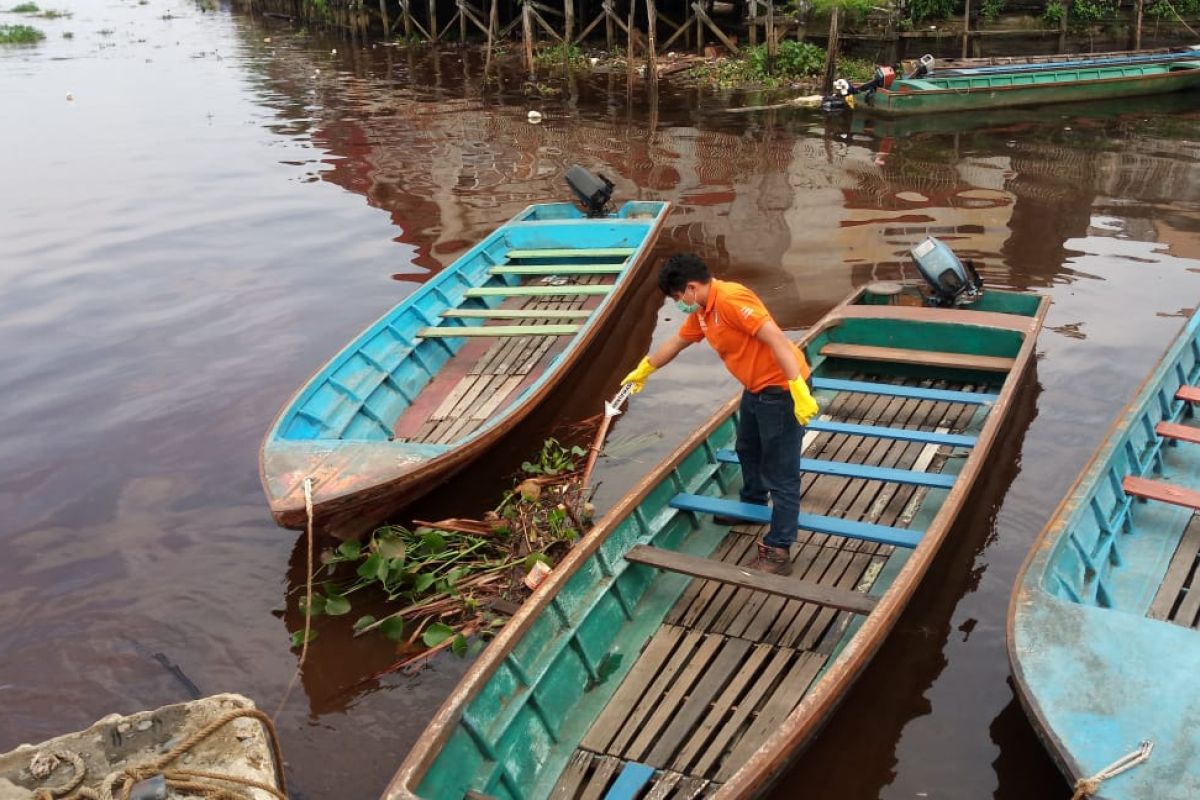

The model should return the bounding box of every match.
[385,285,1049,800]
[1009,311,1200,799]
[866,64,1200,116]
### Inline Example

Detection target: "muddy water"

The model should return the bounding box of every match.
[5,1,1200,797]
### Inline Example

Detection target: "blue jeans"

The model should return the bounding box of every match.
[736,386,803,550]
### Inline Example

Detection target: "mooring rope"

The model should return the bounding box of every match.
[271,477,316,722]
[1070,740,1153,800]
[33,709,289,800]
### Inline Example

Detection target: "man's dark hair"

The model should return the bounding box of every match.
[657,253,711,296]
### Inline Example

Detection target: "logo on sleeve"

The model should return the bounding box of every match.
[739,306,753,318]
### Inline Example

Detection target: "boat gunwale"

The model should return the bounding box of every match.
[259,201,672,528]
[1005,308,1200,786]
[381,286,1049,800]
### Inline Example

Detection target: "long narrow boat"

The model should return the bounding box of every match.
[385,262,1048,799]
[1009,309,1200,799]
[260,198,670,530]
[860,59,1200,115]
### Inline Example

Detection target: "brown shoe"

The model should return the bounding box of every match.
[749,541,793,576]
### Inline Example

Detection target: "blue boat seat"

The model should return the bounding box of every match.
[806,419,976,448]
[669,493,923,548]
[811,377,997,405]
[714,450,956,489]
[602,761,656,800]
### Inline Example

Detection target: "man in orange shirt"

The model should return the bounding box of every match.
[621,253,818,575]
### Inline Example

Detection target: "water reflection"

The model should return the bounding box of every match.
[5,3,1200,798]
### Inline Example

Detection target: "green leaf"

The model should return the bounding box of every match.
[413,572,436,593]
[450,633,468,657]
[299,594,326,617]
[336,540,361,560]
[353,614,377,632]
[380,617,406,641]
[446,566,471,585]
[421,530,446,555]
[324,592,351,616]
[357,553,386,582]
[290,628,318,647]
[524,552,551,571]
[422,622,455,647]
[570,445,586,457]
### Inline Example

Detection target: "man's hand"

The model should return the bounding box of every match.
[621,356,657,395]
[788,377,819,425]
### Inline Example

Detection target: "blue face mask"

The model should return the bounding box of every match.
[675,287,700,314]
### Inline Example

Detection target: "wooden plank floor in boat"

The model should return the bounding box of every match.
[551,376,990,798]
[1148,512,1200,629]
[392,274,610,444]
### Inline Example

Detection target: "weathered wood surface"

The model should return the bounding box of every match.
[819,342,1015,372]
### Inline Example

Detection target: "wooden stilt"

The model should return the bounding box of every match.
[485,0,497,71]
[645,0,657,88]
[606,0,614,49]
[523,0,536,78]
[429,0,438,40]
[460,0,467,40]
[695,1,702,54]
[821,5,839,93]
[564,0,574,72]
[692,2,738,54]
[1134,0,1144,48]
[765,0,775,69]
[379,0,390,37]
[748,0,757,46]
[961,0,969,58]
[627,0,636,82]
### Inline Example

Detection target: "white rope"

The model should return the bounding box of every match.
[1070,740,1153,800]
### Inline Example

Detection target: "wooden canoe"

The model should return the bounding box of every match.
[862,59,1200,116]
[383,283,1048,800]
[1009,309,1200,800]
[260,200,671,531]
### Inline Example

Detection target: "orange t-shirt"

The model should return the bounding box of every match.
[678,279,810,392]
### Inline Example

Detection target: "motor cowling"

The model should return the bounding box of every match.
[911,237,984,307]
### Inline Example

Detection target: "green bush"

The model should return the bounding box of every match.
[0,23,43,42]
[979,0,1005,21]
[1070,0,1117,26]
[533,42,586,68]
[9,2,38,11]
[746,40,826,79]
[908,0,958,23]
[1042,0,1064,25]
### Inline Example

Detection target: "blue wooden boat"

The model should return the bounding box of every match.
[1010,309,1200,799]
[260,198,670,530]
[930,44,1200,76]
[384,263,1048,800]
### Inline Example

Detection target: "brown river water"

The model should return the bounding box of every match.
[5,1,1200,797]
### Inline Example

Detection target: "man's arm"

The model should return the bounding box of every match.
[754,320,802,380]
[647,333,694,369]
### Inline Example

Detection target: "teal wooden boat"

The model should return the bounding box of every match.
[260,197,670,530]
[1010,309,1200,800]
[384,267,1048,799]
[861,59,1200,116]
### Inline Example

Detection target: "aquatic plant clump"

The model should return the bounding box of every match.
[9,2,38,11]
[289,439,594,670]
[0,23,44,43]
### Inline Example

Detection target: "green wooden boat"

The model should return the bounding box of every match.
[863,59,1200,116]
[384,266,1048,800]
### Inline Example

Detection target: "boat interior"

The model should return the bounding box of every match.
[268,202,666,452]
[412,290,1043,800]
[1042,320,1200,630]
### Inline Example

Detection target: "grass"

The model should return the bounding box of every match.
[533,42,587,69]
[0,23,44,42]
[690,44,877,90]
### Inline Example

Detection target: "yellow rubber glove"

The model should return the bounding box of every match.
[621,356,657,395]
[788,377,819,426]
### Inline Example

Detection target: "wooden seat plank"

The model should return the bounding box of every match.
[490,264,626,275]
[812,376,998,405]
[1148,514,1200,622]
[1123,475,1200,512]
[549,751,595,800]
[418,324,581,337]
[466,285,612,298]
[819,342,1015,372]
[626,546,878,616]
[505,247,635,259]
[1177,385,1200,403]
[1157,421,1200,445]
[577,756,622,800]
[442,308,593,320]
[715,450,957,489]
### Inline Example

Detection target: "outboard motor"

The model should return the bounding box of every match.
[821,66,897,112]
[911,236,984,307]
[565,165,615,218]
[904,53,936,79]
